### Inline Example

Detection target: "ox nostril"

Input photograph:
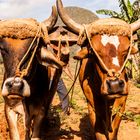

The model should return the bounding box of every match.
[119,80,124,88]
[5,81,13,89]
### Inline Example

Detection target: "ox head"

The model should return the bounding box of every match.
[57,0,140,99]
[0,6,60,101]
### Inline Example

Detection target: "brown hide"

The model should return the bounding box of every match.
[91,35,129,96]
[56,1,140,139]
[78,34,130,140]
[0,38,62,140]
[0,6,60,140]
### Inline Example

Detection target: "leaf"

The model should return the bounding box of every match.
[132,0,140,22]
[126,0,134,22]
[134,115,140,127]
[96,9,121,18]
[118,0,130,21]
[132,0,140,9]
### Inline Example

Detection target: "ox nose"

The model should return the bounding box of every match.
[6,77,24,93]
[106,79,124,94]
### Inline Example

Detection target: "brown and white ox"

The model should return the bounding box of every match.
[0,6,64,140]
[57,0,140,139]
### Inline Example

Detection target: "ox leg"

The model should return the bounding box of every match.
[88,103,107,140]
[31,107,45,140]
[82,80,108,140]
[81,80,96,139]
[87,102,96,139]
[109,96,127,140]
[95,117,108,140]
[25,113,31,140]
[5,104,20,140]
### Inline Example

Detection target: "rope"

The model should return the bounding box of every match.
[60,60,80,114]
[57,35,62,60]
[63,67,74,81]
[61,35,73,81]
[68,60,79,113]
[58,33,79,114]
[84,25,110,72]
[118,30,133,74]
[15,23,41,78]
[83,24,133,78]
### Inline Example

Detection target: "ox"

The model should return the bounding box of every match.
[0,6,64,140]
[57,0,140,139]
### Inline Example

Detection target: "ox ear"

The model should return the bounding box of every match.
[131,44,139,54]
[73,47,92,60]
[130,34,139,54]
[39,47,65,69]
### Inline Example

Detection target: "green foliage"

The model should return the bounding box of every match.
[96,9,122,18]
[96,0,140,23]
[122,111,134,121]
[119,0,130,22]
[96,0,140,82]
[132,0,140,22]
[69,99,77,108]
[134,115,140,127]
[126,0,133,21]
[122,111,140,128]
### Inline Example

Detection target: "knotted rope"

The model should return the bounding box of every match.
[15,22,49,79]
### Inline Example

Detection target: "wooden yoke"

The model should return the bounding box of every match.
[49,26,78,45]
[49,26,78,65]
[48,26,77,85]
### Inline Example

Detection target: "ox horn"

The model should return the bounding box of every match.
[43,5,58,31]
[131,19,140,33]
[56,0,84,34]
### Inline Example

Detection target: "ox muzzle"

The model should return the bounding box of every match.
[106,79,125,94]
[1,77,30,99]
[101,77,127,99]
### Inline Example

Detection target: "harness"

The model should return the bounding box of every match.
[76,24,134,131]
[49,33,79,114]
[83,24,133,78]
[15,23,49,79]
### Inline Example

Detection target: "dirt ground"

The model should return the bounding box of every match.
[0,80,140,140]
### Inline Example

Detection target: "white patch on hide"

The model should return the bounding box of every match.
[1,77,30,97]
[101,35,120,49]
[112,57,119,66]
[101,35,120,66]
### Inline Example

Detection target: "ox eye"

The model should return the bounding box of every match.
[121,50,126,56]
[0,44,4,51]
[0,44,4,50]
[0,45,5,51]
[121,52,128,60]
[0,45,9,55]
